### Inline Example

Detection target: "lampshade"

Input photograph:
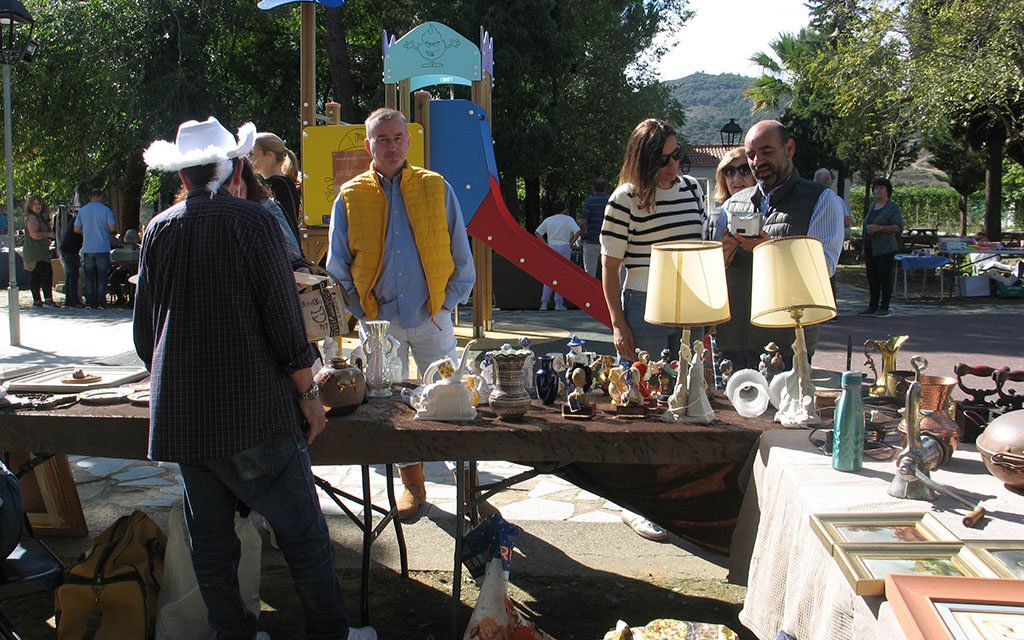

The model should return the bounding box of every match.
[750,236,836,327]
[645,241,731,327]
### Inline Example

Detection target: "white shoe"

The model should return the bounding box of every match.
[621,510,668,541]
[347,627,378,640]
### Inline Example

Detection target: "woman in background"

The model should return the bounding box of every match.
[860,177,903,318]
[707,147,758,369]
[249,132,303,247]
[22,195,58,308]
[231,160,304,267]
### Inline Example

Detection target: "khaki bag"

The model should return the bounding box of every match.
[55,510,167,640]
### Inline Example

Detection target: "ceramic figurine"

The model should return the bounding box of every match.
[620,368,644,407]
[563,366,595,416]
[412,340,480,421]
[655,349,676,402]
[519,337,537,397]
[607,366,627,406]
[758,341,784,384]
[685,340,714,422]
[719,359,735,387]
[592,354,617,395]
[566,335,587,367]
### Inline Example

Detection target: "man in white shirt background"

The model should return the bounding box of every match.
[535,199,582,310]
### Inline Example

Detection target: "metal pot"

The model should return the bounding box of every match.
[976,409,1024,494]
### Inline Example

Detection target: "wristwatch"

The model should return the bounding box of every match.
[299,381,320,400]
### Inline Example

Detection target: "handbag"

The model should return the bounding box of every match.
[297,264,350,343]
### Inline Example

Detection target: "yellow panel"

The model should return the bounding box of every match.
[300,123,425,227]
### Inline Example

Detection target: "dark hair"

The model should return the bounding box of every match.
[90,188,105,199]
[240,160,272,202]
[872,177,893,197]
[180,163,220,190]
[592,178,607,193]
[619,118,679,212]
[550,199,566,215]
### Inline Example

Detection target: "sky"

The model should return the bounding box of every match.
[657,0,812,81]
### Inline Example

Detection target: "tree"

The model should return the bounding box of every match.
[924,123,987,235]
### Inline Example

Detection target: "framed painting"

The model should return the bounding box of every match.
[811,512,960,555]
[963,541,1024,580]
[834,543,996,596]
[5,452,88,537]
[886,574,1024,640]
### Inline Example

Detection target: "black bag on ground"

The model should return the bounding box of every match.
[55,510,167,640]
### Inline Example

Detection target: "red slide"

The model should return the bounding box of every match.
[467,176,612,327]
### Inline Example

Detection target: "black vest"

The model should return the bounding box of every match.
[714,171,826,361]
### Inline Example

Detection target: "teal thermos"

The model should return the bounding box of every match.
[832,371,865,472]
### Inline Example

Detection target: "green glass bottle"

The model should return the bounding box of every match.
[833,371,865,472]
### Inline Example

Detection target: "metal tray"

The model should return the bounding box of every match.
[6,366,149,393]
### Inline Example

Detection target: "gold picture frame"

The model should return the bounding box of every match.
[810,512,960,555]
[834,543,997,596]
[962,541,1024,580]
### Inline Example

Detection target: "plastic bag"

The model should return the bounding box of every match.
[461,514,553,640]
[155,502,262,640]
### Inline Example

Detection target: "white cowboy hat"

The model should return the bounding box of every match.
[143,117,256,193]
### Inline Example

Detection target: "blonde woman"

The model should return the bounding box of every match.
[250,132,302,246]
[713,147,755,205]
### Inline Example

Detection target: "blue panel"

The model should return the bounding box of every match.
[384,22,481,84]
[429,100,499,226]
[409,75,473,92]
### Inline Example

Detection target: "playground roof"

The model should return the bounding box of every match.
[689,144,741,168]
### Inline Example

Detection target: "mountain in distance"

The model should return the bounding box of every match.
[665,72,781,145]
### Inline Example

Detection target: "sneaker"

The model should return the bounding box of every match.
[554,304,567,311]
[621,510,668,542]
[84,305,94,310]
[44,300,60,308]
[874,309,892,317]
[256,633,272,640]
[32,301,43,308]
[856,308,877,315]
[97,305,107,310]
[346,627,378,640]
[538,304,548,311]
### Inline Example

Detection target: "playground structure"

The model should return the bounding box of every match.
[271,6,613,335]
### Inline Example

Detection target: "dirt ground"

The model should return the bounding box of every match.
[3,565,751,640]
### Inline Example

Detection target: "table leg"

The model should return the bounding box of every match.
[385,464,409,578]
[452,459,466,640]
[360,464,372,626]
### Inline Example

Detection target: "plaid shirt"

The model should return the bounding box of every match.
[134,188,316,463]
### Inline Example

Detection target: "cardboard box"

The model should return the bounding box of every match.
[957,275,991,297]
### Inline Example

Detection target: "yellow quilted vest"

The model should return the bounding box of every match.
[340,165,454,320]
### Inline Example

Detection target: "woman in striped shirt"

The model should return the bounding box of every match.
[600,118,707,362]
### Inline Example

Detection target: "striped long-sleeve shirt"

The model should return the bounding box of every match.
[599,176,706,292]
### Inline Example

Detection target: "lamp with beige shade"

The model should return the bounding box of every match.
[645,241,731,423]
[750,236,837,426]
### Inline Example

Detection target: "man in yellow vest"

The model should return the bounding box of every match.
[326,108,477,519]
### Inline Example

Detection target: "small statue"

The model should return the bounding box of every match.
[563,364,595,419]
[686,340,714,421]
[519,336,536,397]
[719,359,735,386]
[620,368,645,407]
[758,341,784,383]
[631,349,654,398]
[607,366,627,406]
[566,335,586,367]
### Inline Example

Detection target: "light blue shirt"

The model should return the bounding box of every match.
[713,181,846,275]
[259,197,303,265]
[326,171,475,329]
[74,201,116,254]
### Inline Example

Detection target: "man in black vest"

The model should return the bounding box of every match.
[709,120,845,368]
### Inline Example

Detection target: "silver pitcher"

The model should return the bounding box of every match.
[361,320,401,398]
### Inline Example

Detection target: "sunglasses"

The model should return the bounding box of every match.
[660,146,684,167]
[723,164,752,178]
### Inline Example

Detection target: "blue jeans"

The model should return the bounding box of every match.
[178,431,350,640]
[82,252,110,307]
[621,289,704,362]
[61,253,81,306]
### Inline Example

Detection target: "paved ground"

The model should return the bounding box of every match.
[0,279,1021,633]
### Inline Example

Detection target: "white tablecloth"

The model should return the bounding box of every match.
[731,430,1024,640]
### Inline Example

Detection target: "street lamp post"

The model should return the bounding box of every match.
[720,118,743,147]
[0,0,35,347]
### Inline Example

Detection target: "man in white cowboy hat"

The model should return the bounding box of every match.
[135,116,376,640]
